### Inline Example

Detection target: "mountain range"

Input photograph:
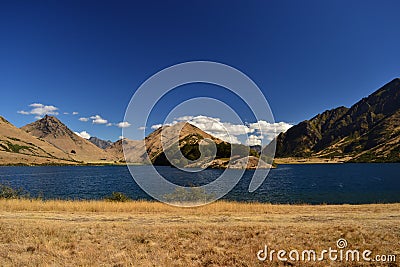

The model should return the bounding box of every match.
[0,114,268,168]
[1,78,399,165]
[264,78,400,162]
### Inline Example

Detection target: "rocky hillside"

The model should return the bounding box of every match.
[148,122,257,167]
[106,122,229,165]
[105,138,146,163]
[21,115,115,162]
[266,78,400,162]
[88,137,112,149]
[0,116,78,165]
[106,122,261,168]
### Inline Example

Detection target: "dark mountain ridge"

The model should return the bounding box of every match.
[266,78,400,162]
[89,136,112,149]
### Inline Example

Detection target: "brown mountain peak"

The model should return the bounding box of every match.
[0,116,11,124]
[22,115,73,139]
[21,116,114,162]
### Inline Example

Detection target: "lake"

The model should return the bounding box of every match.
[0,164,399,204]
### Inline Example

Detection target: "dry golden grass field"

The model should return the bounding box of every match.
[0,200,399,266]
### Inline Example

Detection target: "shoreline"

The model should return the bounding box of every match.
[273,157,347,164]
[1,198,400,211]
[2,161,400,167]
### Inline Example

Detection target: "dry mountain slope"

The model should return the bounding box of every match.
[146,122,266,168]
[0,116,77,165]
[88,136,112,149]
[146,122,224,163]
[106,122,266,168]
[266,78,400,162]
[105,122,223,164]
[105,138,145,163]
[21,115,115,162]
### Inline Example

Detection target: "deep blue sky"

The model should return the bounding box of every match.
[1,0,399,141]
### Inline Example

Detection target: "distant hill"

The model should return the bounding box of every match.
[105,138,146,163]
[146,122,263,168]
[0,116,78,165]
[265,78,400,162]
[88,136,112,149]
[250,145,262,154]
[146,122,223,164]
[21,115,115,162]
[105,122,225,165]
[106,122,265,168]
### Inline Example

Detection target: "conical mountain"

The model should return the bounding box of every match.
[21,115,115,162]
[0,116,76,165]
[145,122,224,162]
[107,122,228,164]
[265,78,400,162]
[146,122,256,166]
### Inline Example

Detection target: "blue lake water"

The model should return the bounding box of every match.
[0,164,399,204]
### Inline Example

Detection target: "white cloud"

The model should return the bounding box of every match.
[138,126,146,131]
[106,123,113,127]
[151,124,165,130]
[181,116,253,135]
[248,120,293,141]
[176,115,251,143]
[90,115,108,124]
[175,115,194,121]
[246,135,263,146]
[116,121,131,128]
[151,115,293,145]
[249,120,293,133]
[74,131,91,139]
[63,112,69,115]
[72,112,79,115]
[207,132,241,144]
[79,117,89,122]
[18,103,59,118]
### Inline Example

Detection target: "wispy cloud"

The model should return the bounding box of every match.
[74,130,91,139]
[138,126,146,131]
[72,112,79,115]
[79,114,131,129]
[151,123,171,130]
[79,117,89,122]
[116,121,131,128]
[18,103,59,119]
[90,115,108,124]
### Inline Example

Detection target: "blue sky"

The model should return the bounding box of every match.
[1,1,399,142]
